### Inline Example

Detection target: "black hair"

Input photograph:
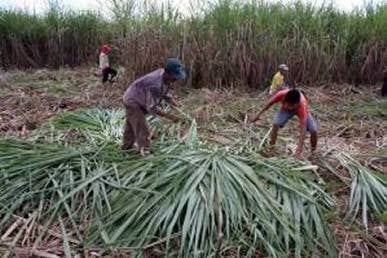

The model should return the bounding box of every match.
[284,89,301,104]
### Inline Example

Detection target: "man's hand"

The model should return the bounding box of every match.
[171,97,182,107]
[248,114,260,123]
[166,94,182,107]
[156,110,180,123]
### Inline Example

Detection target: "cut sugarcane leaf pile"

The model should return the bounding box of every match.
[335,152,387,229]
[85,149,336,257]
[2,107,383,257]
[47,108,186,145]
[0,140,336,257]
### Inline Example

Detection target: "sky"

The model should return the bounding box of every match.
[0,0,383,14]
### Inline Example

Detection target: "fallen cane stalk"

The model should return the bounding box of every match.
[12,247,61,258]
[2,214,31,258]
[22,212,38,246]
[12,215,80,244]
[1,218,23,241]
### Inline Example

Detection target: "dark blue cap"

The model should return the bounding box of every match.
[165,58,186,80]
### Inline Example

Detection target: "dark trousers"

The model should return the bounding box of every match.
[382,80,387,97]
[122,101,149,150]
[102,67,117,83]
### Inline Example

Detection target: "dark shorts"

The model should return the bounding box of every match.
[102,67,117,83]
[274,109,317,133]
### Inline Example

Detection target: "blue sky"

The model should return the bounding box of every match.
[0,0,383,14]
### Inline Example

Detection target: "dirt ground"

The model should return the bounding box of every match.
[0,67,386,257]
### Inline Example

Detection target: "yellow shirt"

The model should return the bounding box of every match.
[269,71,284,94]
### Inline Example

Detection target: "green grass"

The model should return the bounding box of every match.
[349,98,387,117]
[48,83,68,94]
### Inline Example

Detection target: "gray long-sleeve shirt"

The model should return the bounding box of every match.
[123,69,172,114]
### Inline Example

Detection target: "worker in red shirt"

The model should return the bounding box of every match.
[249,89,318,159]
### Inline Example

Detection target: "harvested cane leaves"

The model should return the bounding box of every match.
[335,152,387,229]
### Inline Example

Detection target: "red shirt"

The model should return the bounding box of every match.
[269,89,308,127]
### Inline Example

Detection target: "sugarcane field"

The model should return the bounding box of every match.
[0,0,386,257]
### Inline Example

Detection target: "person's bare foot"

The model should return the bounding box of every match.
[139,147,150,157]
[263,145,278,157]
[148,128,158,140]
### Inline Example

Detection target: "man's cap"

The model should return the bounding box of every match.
[278,64,289,71]
[100,44,112,53]
[165,58,186,80]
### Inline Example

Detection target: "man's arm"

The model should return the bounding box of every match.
[146,85,181,122]
[250,91,285,122]
[164,94,181,107]
[250,101,273,122]
[146,98,180,123]
[155,109,180,123]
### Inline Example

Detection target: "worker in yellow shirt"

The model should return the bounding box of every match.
[269,64,289,96]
